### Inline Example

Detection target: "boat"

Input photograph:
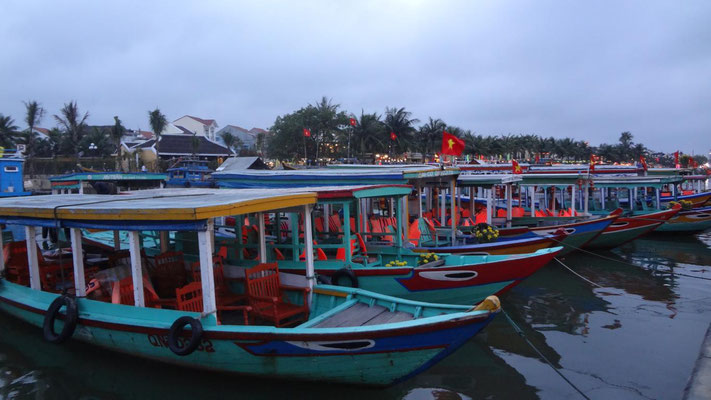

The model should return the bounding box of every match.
[213,185,562,304]
[584,205,681,249]
[413,229,568,256]
[653,205,711,233]
[0,189,500,386]
[165,158,216,188]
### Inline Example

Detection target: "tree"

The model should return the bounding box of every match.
[148,108,168,141]
[191,133,200,156]
[384,107,419,155]
[109,116,125,170]
[0,114,20,148]
[54,101,89,159]
[417,117,447,158]
[351,111,386,162]
[23,100,44,160]
[220,131,242,155]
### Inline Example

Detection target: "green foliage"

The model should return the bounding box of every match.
[0,114,20,148]
[54,101,89,158]
[148,108,167,139]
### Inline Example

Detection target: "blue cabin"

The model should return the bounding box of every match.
[166,158,215,188]
[0,155,30,197]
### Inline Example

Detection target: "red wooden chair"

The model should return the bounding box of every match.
[190,257,245,307]
[175,282,251,325]
[3,241,30,286]
[244,263,309,327]
[112,276,177,308]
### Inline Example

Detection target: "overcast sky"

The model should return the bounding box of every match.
[1,1,709,154]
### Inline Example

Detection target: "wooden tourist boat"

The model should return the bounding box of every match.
[211,185,563,304]
[0,189,501,386]
[653,205,711,233]
[584,205,681,249]
[412,229,568,256]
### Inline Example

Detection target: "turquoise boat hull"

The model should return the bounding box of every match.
[0,280,497,386]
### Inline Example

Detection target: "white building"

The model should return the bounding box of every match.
[169,115,219,141]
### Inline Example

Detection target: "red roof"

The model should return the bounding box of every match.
[139,130,154,139]
[183,115,216,126]
[249,127,269,134]
[34,127,50,134]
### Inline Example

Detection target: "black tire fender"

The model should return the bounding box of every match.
[168,316,203,356]
[43,295,78,344]
[330,268,359,288]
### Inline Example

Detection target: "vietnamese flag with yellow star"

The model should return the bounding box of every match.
[512,159,523,174]
[441,131,465,156]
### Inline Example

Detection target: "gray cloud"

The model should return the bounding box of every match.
[1,0,709,154]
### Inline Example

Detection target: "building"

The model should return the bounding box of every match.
[167,115,219,141]
[215,125,256,150]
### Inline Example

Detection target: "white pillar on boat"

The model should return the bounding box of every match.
[79,183,84,194]
[469,186,475,221]
[656,188,661,209]
[303,205,315,305]
[388,198,394,219]
[198,219,217,316]
[258,212,267,262]
[450,179,456,245]
[584,182,589,215]
[440,187,446,226]
[323,204,330,233]
[417,183,423,219]
[128,231,145,307]
[25,226,41,290]
[486,188,493,225]
[70,228,86,297]
[505,184,513,228]
[570,185,576,215]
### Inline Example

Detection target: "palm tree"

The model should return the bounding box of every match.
[191,133,200,156]
[417,117,447,158]
[109,116,125,170]
[54,101,89,159]
[148,109,168,141]
[0,114,20,148]
[220,131,242,155]
[23,100,44,159]
[351,111,386,161]
[384,107,419,156]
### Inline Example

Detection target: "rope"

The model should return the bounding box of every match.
[502,309,591,400]
[548,236,711,282]
[554,258,603,288]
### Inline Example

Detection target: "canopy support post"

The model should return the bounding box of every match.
[198,219,217,317]
[417,183,423,219]
[486,188,493,225]
[304,205,315,306]
[655,188,661,210]
[571,184,576,216]
[450,179,456,244]
[70,228,86,297]
[0,229,4,276]
[258,212,266,262]
[25,226,40,290]
[506,183,512,228]
[128,231,145,307]
[395,197,403,258]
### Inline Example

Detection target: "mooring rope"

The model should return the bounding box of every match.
[502,309,591,400]
[548,236,711,282]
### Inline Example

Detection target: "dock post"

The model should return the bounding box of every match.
[70,228,86,297]
[198,219,217,316]
[128,231,145,307]
[25,226,40,290]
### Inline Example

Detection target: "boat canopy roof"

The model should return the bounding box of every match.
[591,175,683,189]
[457,174,522,188]
[309,184,412,200]
[519,173,588,187]
[0,189,316,223]
[213,166,458,188]
[49,172,168,182]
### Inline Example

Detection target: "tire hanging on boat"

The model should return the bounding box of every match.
[168,316,203,356]
[330,268,358,288]
[43,295,78,344]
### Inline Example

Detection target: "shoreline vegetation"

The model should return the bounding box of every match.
[1,97,708,170]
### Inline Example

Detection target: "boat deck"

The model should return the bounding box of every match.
[312,302,414,328]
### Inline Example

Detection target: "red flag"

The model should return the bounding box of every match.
[390,131,397,141]
[589,154,597,172]
[512,159,523,174]
[640,155,648,171]
[303,128,311,137]
[674,151,680,169]
[534,153,540,163]
[349,118,356,126]
[441,131,465,156]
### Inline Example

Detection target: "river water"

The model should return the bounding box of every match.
[2,232,711,399]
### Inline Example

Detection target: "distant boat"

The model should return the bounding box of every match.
[165,158,216,188]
